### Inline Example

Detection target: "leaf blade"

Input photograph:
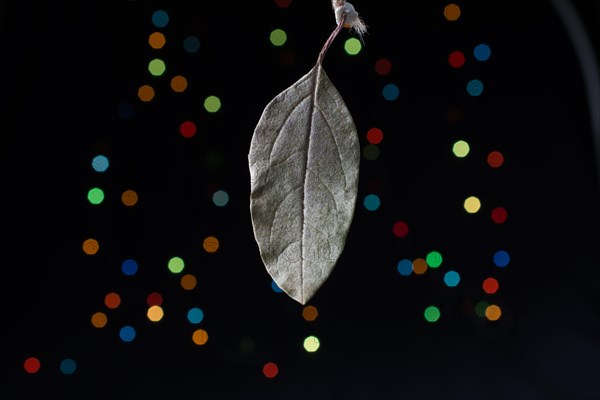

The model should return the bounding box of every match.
[249,64,360,304]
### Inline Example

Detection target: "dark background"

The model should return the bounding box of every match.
[2,1,600,398]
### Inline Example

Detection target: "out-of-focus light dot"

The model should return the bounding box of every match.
[467,79,484,96]
[119,325,136,342]
[485,304,502,321]
[138,85,155,102]
[152,9,169,28]
[483,277,499,294]
[240,336,255,353]
[187,307,204,324]
[263,362,279,378]
[147,292,163,306]
[203,236,220,253]
[426,251,443,268]
[493,250,510,267]
[464,196,481,214]
[148,32,166,49]
[344,37,362,55]
[181,274,197,290]
[474,43,491,61]
[92,155,109,172]
[444,270,460,287]
[24,357,41,374]
[303,335,320,352]
[363,194,381,211]
[213,190,229,207]
[148,58,166,76]
[147,305,164,322]
[179,120,196,138]
[366,127,384,144]
[444,3,461,21]
[487,151,504,168]
[83,238,99,255]
[393,221,409,238]
[104,292,121,309]
[87,187,105,205]
[121,259,138,276]
[453,140,470,157]
[491,207,508,224]
[91,312,107,328]
[171,75,188,93]
[117,102,134,119]
[302,305,318,321]
[271,279,283,293]
[168,256,185,273]
[448,50,465,68]
[413,258,428,275]
[382,83,399,101]
[397,259,413,276]
[192,329,209,345]
[269,28,287,46]
[363,144,379,160]
[375,58,392,75]
[475,301,489,318]
[121,189,139,207]
[183,36,200,53]
[204,95,221,113]
[424,306,441,322]
[59,358,76,375]
[275,0,292,8]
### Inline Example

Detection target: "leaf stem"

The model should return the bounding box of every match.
[316,13,347,66]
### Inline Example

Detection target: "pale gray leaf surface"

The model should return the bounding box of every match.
[248,64,360,304]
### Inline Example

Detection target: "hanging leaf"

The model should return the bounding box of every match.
[248,64,360,304]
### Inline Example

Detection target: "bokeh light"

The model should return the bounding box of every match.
[426,251,443,268]
[138,85,155,102]
[413,258,428,275]
[444,3,461,21]
[192,329,209,345]
[467,79,484,96]
[382,83,400,101]
[104,292,121,309]
[148,32,166,49]
[452,140,470,157]
[59,358,76,375]
[92,155,109,172]
[181,274,197,290]
[168,256,185,273]
[121,189,139,206]
[448,50,465,68]
[397,259,413,276]
[147,305,164,322]
[375,58,392,75]
[474,43,491,61]
[183,36,200,53]
[171,75,188,93]
[271,279,283,293]
[303,335,320,352]
[204,96,221,113]
[444,271,461,287]
[212,190,229,207]
[121,259,138,276]
[302,305,318,321]
[269,29,287,46]
[179,120,197,138]
[119,325,136,342]
[487,151,504,168]
[485,304,502,321]
[203,236,220,253]
[493,250,510,267]
[491,207,508,224]
[464,196,481,214]
[148,58,166,76]
[91,312,108,328]
[392,220,409,238]
[23,357,41,374]
[344,38,362,55]
[263,362,279,378]
[87,187,105,205]
[424,306,441,322]
[147,292,163,306]
[187,307,204,324]
[363,194,381,211]
[82,238,99,255]
[366,127,384,144]
[363,144,379,160]
[482,277,499,294]
[152,9,169,28]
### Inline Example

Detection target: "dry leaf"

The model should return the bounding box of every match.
[248,64,360,304]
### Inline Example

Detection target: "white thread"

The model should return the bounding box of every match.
[332,1,367,42]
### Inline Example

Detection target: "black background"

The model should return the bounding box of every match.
[2,1,600,398]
